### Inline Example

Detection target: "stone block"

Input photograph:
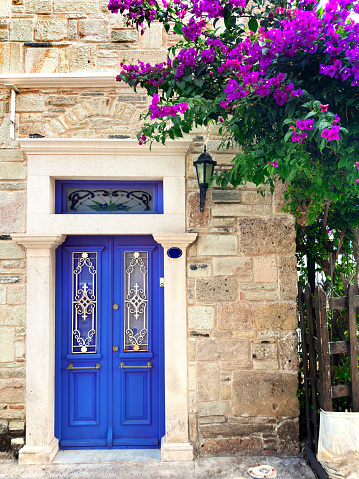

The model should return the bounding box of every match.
[241,283,277,291]
[10,20,33,42]
[197,235,238,256]
[0,277,20,284]
[273,180,288,214]
[54,0,99,13]
[47,96,78,106]
[239,217,296,255]
[0,367,24,379]
[0,44,21,74]
[0,241,25,259]
[251,302,297,330]
[200,436,262,456]
[0,0,9,16]
[79,19,109,42]
[188,306,214,330]
[0,31,8,42]
[218,302,253,330]
[277,418,299,453]
[25,47,59,73]
[253,256,277,283]
[253,360,279,370]
[0,305,25,326]
[253,204,272,216]
[6,285,25,305]
[251,340,278,360]
[188,364,196,390]
[232,371,299,417]
[198,362,220,402]
[279,332,298,371]
[222,384,231,400]
[69,19,77,40]
[187,191,210,229]
[0,379,24,403]
[197,338,249,361]
[70,44,97,71]
[25,0,51,13]
[89,118,113,129]
[0,327,15,362]
[49,118,66,133]
[8,420,24,432]
[35,18,67,42]
[0,285,5,304]
[111,30,137,42]
[241,190,271,205]
[242,290,278,301]
[199,421,274,438]
[196,277,237,301]
[213,257,252,277]
[0,191,25,233]
[212,204,252,217]
[16,94,45,112]
[278,255,297,301]
[188,262,211,278]
[212,190,241,203]
[198,415,226,424]
[198,400,229,417]
[11,437,24,447]
[138,23,162,49]
[0,163,26,180]
[0,182,25,191]
[15,339,25,358]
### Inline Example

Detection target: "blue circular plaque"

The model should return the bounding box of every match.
[167,247,182,259]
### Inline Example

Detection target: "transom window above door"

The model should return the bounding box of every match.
[55,181,163,214]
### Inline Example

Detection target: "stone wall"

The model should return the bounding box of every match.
[0,238,26,453]
[0,0,299,458]
[185,140,299,456]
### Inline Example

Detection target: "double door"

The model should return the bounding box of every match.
[55,235,164,448]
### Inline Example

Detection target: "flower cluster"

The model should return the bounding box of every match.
[149,93,188,119]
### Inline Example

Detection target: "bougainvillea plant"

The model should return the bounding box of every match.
[108,0,359,285]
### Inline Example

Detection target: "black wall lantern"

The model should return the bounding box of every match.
[193,146,217,212]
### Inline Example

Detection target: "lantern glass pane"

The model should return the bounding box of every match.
[196,163,205,185]
[205,162,214,183]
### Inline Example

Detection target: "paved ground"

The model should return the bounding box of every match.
[0,453,316,479]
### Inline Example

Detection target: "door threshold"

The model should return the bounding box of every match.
[52,449,161,464]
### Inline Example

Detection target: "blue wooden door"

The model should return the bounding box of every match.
[55,236,164,448]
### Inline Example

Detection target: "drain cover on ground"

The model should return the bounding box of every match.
[247,464,277,478]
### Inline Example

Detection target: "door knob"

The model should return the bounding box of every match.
[112,345,119,352]
[113,304,119,310]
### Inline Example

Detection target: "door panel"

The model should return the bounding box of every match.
[56,235,164,448]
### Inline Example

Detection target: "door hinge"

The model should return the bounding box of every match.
[160,277,165,287]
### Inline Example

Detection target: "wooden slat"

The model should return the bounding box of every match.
[347,285,359,411]
[316,286,333,411]
[329,340,350,355]
[331,384,350,398]
[328,295,359,309]
[306,283,319,451]
[298,282,313,448]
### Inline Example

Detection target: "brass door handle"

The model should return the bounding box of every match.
[67,363,101,370]
[120,362,152,369]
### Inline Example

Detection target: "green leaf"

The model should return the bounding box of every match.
[304,111,316,119]
[284,130,293,143]
[248,17,258,33]
[223,4,232,29]
[173,23,182,35]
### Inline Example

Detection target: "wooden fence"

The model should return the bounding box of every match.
[298,282,359,454]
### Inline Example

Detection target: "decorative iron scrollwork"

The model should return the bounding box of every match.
[124,251,149,352]
[67,188,153,213]
[72,252,97,354]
